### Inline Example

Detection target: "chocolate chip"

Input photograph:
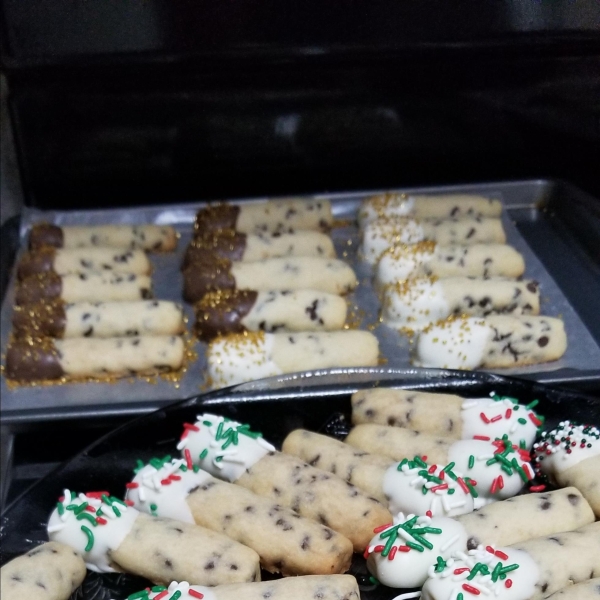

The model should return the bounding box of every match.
[538,336,549,347]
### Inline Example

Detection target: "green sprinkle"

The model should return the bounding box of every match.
[203,420,213,426]
[127,591,151,600]
[73,502,89,515]
[491,561,503,582]
[406,541,424,552]
[101,494,112,505]
[152,587,167,592]
[410,533,433,550]
[468,455,475,469]
[199,449,208,460]
[422,485,429,495]
[526,399,539,409]
[413,456,428,468]
[216,421,224,441]
[66,504,78,511]
[150,458,164,470]
[57,502,65,516]
[434,556,447,572]
[76,512,98,526]
[457,594,464,600]
[448,488,455,495]
[397,458,409,471]
[520,440,527,449]
[193,465,200,473]
[518,418,527,425]
[110,496,127,507]
[465,480,479,498]
[81,525,94,551]
[134,459,145,473]
[169,592,182,600]
[499,563,520,576]
[369,576,379,585]
[442,462,455,472]
[150,503,157,511]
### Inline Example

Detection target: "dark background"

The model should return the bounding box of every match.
[2,0,600,209]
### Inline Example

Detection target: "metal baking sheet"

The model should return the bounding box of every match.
[2,179,600,422]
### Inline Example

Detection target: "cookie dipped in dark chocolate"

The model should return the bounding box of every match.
[12,300,67,338]
[194,289,258,340]
[194,204,240,235]
[28,223,65,249]
[5,338,64,381]
[17,247,56,279]
[183,230,247,269]
[16,272,63,305]
[183,256,236,303]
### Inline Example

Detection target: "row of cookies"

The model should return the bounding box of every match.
[357,191,568,370]
[5,224,187,382]
[183,199,380,388]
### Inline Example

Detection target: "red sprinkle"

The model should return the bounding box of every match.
[490,415,502,423]
[189,591,204,599]
[428,465,438,474]
[363,547,371,559]
[505,579,513,589]
[505,408,512,419]
[125,482,139,489]
[373,523,393,534]
[480,412,490,424]
[125,500,134,507]
[495,550,509,560]
[462,583,481,595]
[373,545,385,553]
[474,435,491,441]
[388,546,398,560]
[490,477,499,495]
[183,422,200,432]
[154,592,169,600]
[430,484,449,492]
[426,510,433,517]
[85,506,96,513]
[422,455,428,461]
[169,474,182,481]
[179,430,189,441]
[528,412,542,426]
[457,477,470,494]
[498,475,505,490]
[454,568,470,574]
[96,517,107,525]
[160,479,172,486]
[530,484,546,492]
[522,464,533,481]
[86,491,110,499]
[398,545,411,552]
[185,448,193,470]
[485,545,496,555]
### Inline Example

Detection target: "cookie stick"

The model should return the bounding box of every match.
[0,542,86,600]
[194,289,347,341]
[351,388,542,448]
[184,230,336,266]
[545,579,600,599]
[179,414,392,551]
[413,315,567,369]
[360,217,506,264]
[121,575,360,600]
[5,335,184,381]
[194,199,333,235]
[13,300,185,339]
[15,272,152,305]
[358,192,502,225]
[381,277,540,332]
[29,223,178,252]
[207,330,379,389]
[47,491,260,585]
[18,247,151,279]
[533,421,600,517]
[183,256,357,302]
[455,487,595,550]
[125,456,353,576]
[346,426,534,506]
[376,242,525,287]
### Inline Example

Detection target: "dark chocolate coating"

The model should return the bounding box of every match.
[5,339,64,381]
[194,290,258,341]
[29,223,64,250]
[183,231,247,269]
[194,204,240,234]
[16,273,63,305]
[17,248,57,280]
[12,301,67,338]
[183,257,236,303]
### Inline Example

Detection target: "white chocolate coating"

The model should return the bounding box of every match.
[376,242,525,286]
[360,219,426,264]
[63,300,184,337]
[366,514,467,588]
[144,582,218,599]
[242,289,347,332]
[178,413,275,482]
[125,457,212,523]
[448,439,533,506]
[381,277,539,331]
[359,193,502,226]
[242,231,336,261]
[60,272,152,302]
[383,459,475,517]
[231,257,357,295]
[207,330,379,389]
[461,396,540,449]
[48,491,139,573]
[533,421,600,475]
[421,545,539,600]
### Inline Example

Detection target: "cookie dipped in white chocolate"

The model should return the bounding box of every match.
[383,456,476,518]
[178,414,275,482]
[448,438,533,507]
[366,513,467,588]
[125,455,212,523]
[47,491,138,573]
[421,544,540,600]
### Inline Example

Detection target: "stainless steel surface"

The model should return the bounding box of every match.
[2,179,599,423]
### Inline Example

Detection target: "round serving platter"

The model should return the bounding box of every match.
[1,367,599,600]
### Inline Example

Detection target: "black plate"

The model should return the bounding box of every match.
[1,368,599,600]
